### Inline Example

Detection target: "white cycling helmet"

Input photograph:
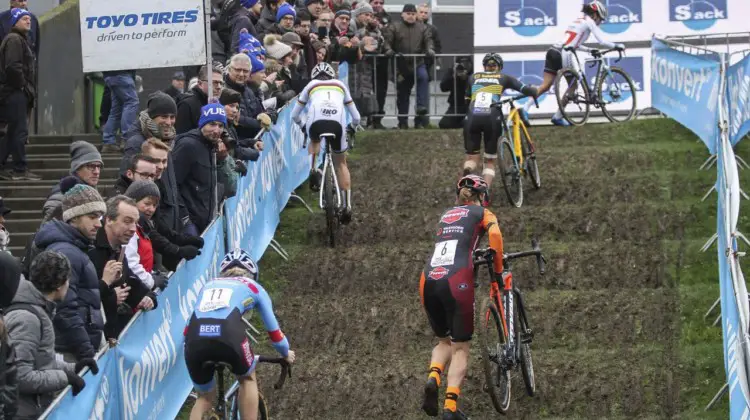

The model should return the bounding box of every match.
[311,62,336,80]
[220,249,259,280]
[588,1,608,21]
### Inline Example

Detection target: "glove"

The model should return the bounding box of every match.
[235,159,248,176]
[384,49,395,58]
[615,43,625,51]
[183,235,204,248]
[257,113,272,129]
[65,371,86,396]
[426,49,435,57]
[152,272,169,291]
[178,245,201,260]
[265,109,279,123]
[74,358,99,375]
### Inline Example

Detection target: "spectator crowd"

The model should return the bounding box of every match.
[0,0,450,416]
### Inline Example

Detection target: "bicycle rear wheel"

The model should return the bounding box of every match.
[519,127,541,190]
[554,69,590,126]
[323,162,337,248]
[499,139,523,208]
[515,295,536,397]
[477,296,511,414]
[597,66,637,123]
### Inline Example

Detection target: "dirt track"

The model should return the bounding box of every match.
[253,120,737,419]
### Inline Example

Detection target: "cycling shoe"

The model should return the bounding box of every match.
[551,117,571,127]
[421,377,439,417]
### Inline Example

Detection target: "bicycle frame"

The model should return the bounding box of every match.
[565,47,624,106]
[493,95,536,175]
[317,135,341,210]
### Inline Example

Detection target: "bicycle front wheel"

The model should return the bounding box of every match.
[515,294,536,397]
[519,127,541,190]
[323,164,337,248]
[499,139,523,208]
[597,66,637,123]
[477,296,511,414]
[554,69,590,126]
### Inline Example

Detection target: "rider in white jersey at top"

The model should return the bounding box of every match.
[520,1,625,126]
[291,62,361,224]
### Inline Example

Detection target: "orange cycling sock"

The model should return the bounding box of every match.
[444,386,460,412]
[428,362,444,387]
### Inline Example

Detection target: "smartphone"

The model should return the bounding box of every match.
[317,26,328,39]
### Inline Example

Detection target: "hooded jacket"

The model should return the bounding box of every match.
[41,174,87,224]
[172,129,220,233]
[175,86,209,135]
[5,280,74,419]
[0,27,35,105]
[256,4,278,35]
[33,221,103,360]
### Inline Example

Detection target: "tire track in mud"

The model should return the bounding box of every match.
[260,121,715,419]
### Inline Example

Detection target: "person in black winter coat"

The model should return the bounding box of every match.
[0,251,20,419]
[217,0,263,57]
[175,65,224,135]
[219,89,263,162]
[172,104,227,233]
[88,196,156,339]
[256,0,281,35]
[224,54,272,139]
[438,56,472,129]
[33,185,108,362]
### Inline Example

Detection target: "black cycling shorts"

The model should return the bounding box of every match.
[309,119,346,153]
[184,309,256,392]
[544,47,563,74]
[420,268,476,342]
[464,106,503,158]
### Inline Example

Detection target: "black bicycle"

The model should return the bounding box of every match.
[473,240,546,414]
[554,47,637,125]
[200,356,291,420]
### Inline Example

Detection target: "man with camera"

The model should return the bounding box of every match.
[438,56,472,129]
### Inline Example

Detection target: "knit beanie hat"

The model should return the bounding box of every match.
[70,141,103,174]
[219,88,242,106]
[62,184,106,223]
[241,0,259,8]
[276,4,296,22]
[249,54,266,74]
[125,180,161,203]
[147,91,178,118]
[198,103,228,128]
[10,8,30,27]
[352,3,373,18]
[335,9,351,18]
[263,35,293,60]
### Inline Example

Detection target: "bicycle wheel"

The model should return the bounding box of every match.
[477,296,512,414]
[515,295,536,397]
[323,163,337,248]
[519,127,541,190]
[499,139,523,208]
[554,69,590,126]
[597,66,637,123]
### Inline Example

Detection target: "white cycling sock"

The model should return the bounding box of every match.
[552,109,563,120]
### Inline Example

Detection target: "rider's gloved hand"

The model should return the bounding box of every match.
[615,43,625,51]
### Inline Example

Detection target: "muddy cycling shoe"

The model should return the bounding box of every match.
[442,409,469,420]
[309,169,322,192]
[551,117,571,127]
[339,207,352,225]
[421,377,439,417]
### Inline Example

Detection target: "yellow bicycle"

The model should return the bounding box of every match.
[491,95,541,208]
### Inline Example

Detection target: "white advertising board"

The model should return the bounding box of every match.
[476,0,750,48]
[79,0,207,72]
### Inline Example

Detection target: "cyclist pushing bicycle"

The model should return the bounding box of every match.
[463,53,537,193]
[184,249,296,420]
[520,0,625,126]
[419,175,504,420]
[291,62,363,224]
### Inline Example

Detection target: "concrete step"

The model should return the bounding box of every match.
[15,167,120,181]
[5,219,43,236]
[26,144,75,155]
[28,134,103,146]
[25,155,122,170]
[0,183,114,199]
[4,196,46,212]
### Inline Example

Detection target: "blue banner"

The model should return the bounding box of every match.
[726,53,750,145]
[47,349,120,420]
[651,37,721,154]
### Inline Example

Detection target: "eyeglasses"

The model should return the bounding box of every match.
[134,171,157,179]
[84,163,102,171]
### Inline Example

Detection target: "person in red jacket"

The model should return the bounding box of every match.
[124,181,167,291]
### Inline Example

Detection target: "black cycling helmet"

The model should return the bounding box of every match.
[456,174,490,206]
[482,53,503,70]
